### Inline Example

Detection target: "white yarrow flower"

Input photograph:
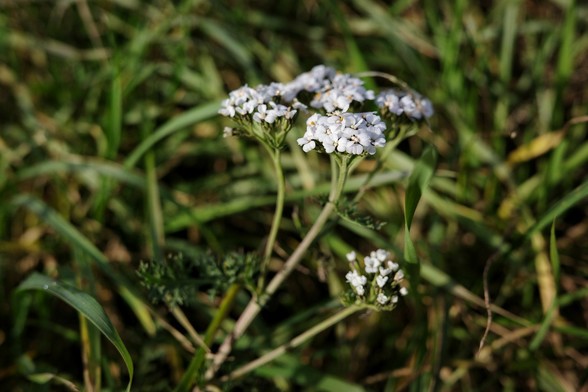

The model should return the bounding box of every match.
[342,248,408,311]
[355,285,365,296]
[375,90,403,115]
[345,271,367,288]
[298,112,386,156]
[377,293,389,305]
[379,260,399,276]
[376,275,388,288]
[310,73,375,113]
[346,270,367,296]
[376,88,434,120]
[372,249,389,262]
[364,256,380,274]
[219,84,298,125]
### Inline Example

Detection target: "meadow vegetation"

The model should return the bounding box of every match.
[1,0,587,391]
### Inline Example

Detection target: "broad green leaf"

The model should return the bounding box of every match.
[404,146,437,268]
[17,273,134,392]
[405,146,437,230]
[403,231,419,266]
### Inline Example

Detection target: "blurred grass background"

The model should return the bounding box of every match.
[1,0,587,390]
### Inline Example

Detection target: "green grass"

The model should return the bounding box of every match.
[1,1,588,391]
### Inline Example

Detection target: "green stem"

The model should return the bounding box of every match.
[175,283,241,391]
[205,155,351,380]
[353,126,406,203]
[258,147,286,291]
[333,155,350,202]
[223,305,363,381]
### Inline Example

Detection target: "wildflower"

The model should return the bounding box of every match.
[280,65,374,113]
[377,293,389,305]
[346,251,357,262]
[219,85,260,118]
[372,248,389,262]
[379,261,399,276]
[218,82,301,148]
[310,73,375,113]
[252,102,295,124]
[376,275,388,288]
[297,112,386,155]
[364,256,380,274]
[281,65,336,101]
[345,270,367,296]
[375,90,403,115]
[342,248,408,311]
[219,83,298,122]
[376,89,434,120]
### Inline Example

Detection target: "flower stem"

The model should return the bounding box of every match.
[205,155,351,380]
[352,127,406,203]
[174,283,241,392]
[223,305,363,381]
[258,147,286,291]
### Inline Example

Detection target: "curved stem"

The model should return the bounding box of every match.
[223,305,363,381]
[205,155,351,380]
[258,147,286,291]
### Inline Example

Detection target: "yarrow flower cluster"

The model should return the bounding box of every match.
[343,249,408,311]
[218,84,300,124]
[309,72,374,113]
[218,83,303,147]
[376,89,434,120]
[279,65,374,112]
[297,112,386,155]
[218,65,433,154]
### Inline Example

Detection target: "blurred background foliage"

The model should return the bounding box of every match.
[1,0,587,390]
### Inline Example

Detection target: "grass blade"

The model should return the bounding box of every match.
[124,102,220,168]
[525,180,588,240]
